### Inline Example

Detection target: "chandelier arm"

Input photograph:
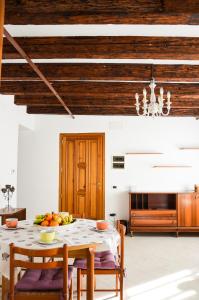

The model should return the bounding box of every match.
[161,109,171,116]
[136,106,146,116]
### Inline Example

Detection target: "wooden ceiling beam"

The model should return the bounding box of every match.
[3,36,199,60]
[0,0,5,80]
[1,81,199,96]
[4,63,199,82]
[26,106,199,116]
[4,0,199,25]
[14,95,199,108]
[3,28,74,118]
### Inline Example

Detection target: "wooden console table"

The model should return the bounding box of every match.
[129,192,198,236]
[0,208,26,225]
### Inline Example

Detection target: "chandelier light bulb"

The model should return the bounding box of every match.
[143,88,147,97]
[135,93,139,102]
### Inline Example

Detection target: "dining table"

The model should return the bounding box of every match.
[0,218,120,300]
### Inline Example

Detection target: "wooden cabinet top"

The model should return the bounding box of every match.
[129,191,194,194]
[0,208,26,216]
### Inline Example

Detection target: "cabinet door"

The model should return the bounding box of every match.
[178,193,199,227]
[194,193,199,226]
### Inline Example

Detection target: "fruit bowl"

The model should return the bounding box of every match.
[33,212,76,230]
[34,219,76,231]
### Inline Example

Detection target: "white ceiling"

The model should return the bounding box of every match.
[4,25,199,37]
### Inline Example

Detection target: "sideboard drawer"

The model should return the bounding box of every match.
[131,218,177,227]
[131,210,176,218]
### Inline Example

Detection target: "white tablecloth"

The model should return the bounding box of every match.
[0,219,120,279]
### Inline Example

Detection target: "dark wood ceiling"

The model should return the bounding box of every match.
[5,0,199,25]
[2,0,199,117]
[3,36,199,60]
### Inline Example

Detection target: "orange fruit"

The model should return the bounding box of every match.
[52,213,59,221]
[45,213,53,221]
[41,220,49,226]
[49,220,59,227]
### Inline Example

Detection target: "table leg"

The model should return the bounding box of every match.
[2,275,9,300]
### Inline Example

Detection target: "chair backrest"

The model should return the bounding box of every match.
[10,243,96,300]
[10,243,69,300]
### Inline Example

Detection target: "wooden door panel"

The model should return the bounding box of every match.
[76,195,85,216]
[60,139,75,213]
[178,193,194,227]
[66,140,75,213]
[88,139,98,219]
[75,140,87,214]
[76,164,86,193]
[96,135,104,219]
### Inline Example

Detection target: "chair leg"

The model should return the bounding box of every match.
[120,272,124,300]
[116,273,119,296]
[94,275,96,290]
[69,278,73,300]
[77,269,81,300]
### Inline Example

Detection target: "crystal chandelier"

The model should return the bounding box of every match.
[135,78,171,117]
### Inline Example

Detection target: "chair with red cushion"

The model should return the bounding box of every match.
[74,223,126,300]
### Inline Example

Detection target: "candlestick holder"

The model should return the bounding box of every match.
[1,184,15,212]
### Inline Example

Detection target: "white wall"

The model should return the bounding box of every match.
[17,115,199,220]
[0,95,34,208]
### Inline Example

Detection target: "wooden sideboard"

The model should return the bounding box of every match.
[129,192,198,236]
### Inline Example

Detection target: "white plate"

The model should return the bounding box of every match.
[92,227,110,232]
[36,238,63,245]
[1,225,23,230]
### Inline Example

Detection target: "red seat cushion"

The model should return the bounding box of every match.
[15,267,73,291]
[74,250,117,269]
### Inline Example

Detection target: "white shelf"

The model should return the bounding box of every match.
[126,152,163,155]
[179,147,199,150]
[153,165,192,168]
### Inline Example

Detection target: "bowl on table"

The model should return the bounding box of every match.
[5,218,18,228]
[40,229,56,243]
[96,220,109,231]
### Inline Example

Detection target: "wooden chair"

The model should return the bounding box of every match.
[8,243,96,300]
[74,223,126,300]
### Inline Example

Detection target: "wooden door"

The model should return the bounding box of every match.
[178,193,199,227]
[59,133,104,219]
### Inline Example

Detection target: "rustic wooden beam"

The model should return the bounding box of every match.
[4,0,199,25]
[1,81,199,96]
[4,36,199,60]
[4,63,199,82]
[0,0,5,81]
[14,95,199,109]
[3,28,74,118]
[26,106,199,116]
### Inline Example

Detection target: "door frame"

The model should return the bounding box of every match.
[59,133,105,218]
